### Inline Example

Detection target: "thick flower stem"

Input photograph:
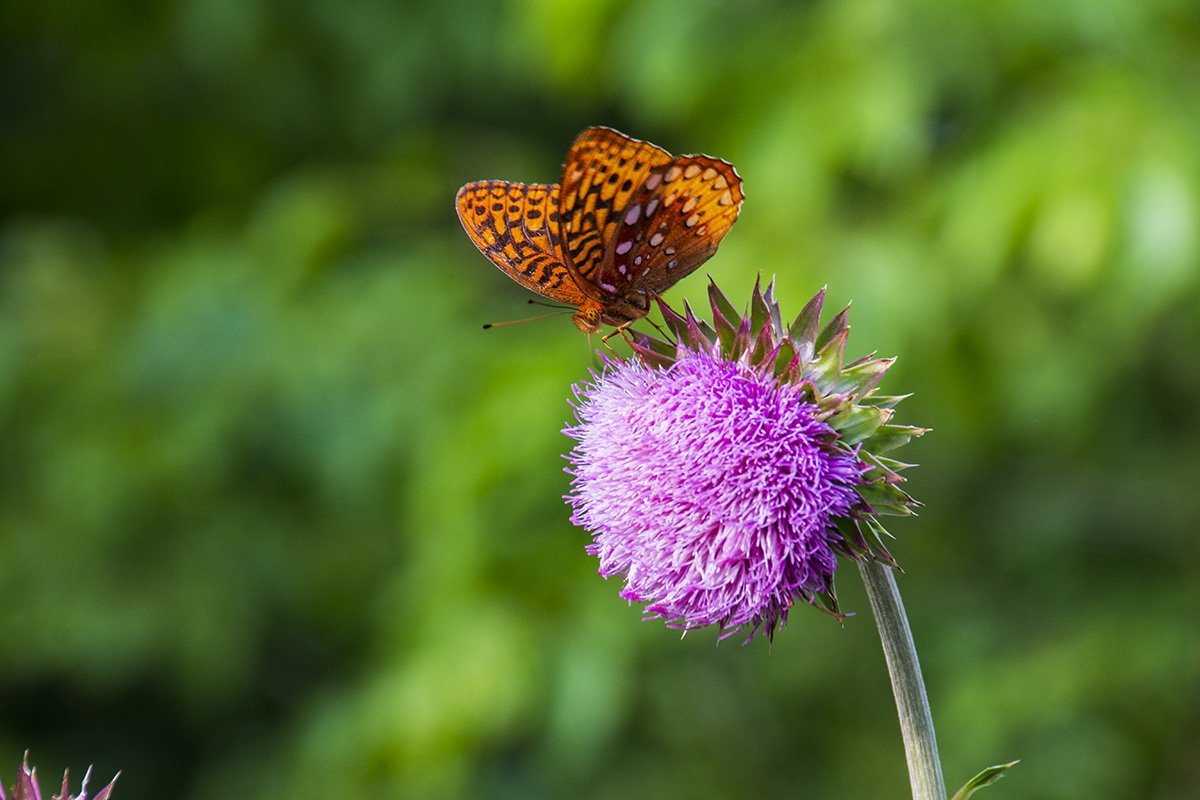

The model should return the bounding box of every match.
[858,559,947,800]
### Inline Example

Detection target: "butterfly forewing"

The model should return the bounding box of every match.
[559,128,674,291]
[455,180,588,307]
[602,154,744,296]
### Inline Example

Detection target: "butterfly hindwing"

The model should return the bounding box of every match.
[600,154,744,297]
[455,180,589,307]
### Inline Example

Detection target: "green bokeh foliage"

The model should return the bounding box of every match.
[2,1,1198,798]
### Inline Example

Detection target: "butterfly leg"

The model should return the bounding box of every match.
[598,330,624,358]
[644,315,672,344]
[637,292,675,343]
[596,322,638,357]
[600,322,636,344]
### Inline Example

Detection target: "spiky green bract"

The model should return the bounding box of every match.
[629,277,927,612]
[1,754,118,800]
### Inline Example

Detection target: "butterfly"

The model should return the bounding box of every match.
[456,126,744,333]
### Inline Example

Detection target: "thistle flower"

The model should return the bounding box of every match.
[1,754,117,800]
[564,278,926,640]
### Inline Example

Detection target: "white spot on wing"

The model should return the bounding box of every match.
[644,173,663,190]
[616,240,632,255]
[624,204,641,225]
[684,164,701,179]
[649,232,664,247]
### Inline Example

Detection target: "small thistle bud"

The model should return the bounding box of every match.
[564,278,927,640]
[1,754,118,800]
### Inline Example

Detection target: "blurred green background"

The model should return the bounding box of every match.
[2,1,1198,798]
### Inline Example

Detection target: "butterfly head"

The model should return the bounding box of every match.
[571,300,604,334]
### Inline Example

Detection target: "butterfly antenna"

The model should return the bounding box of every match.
[482,310,572,330]
[526,298,574,311]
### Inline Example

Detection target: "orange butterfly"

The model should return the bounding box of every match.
[456,127,744,333]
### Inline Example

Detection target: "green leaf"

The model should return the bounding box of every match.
[950,761,1020,800]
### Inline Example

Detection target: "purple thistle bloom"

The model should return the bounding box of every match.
[565,345,866,640]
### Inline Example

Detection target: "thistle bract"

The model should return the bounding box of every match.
[564,278,926,640]
[1,754,117,800]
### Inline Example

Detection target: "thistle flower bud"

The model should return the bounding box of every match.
[2,754,117,800]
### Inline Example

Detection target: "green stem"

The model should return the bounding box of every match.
[858,558,947,800]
